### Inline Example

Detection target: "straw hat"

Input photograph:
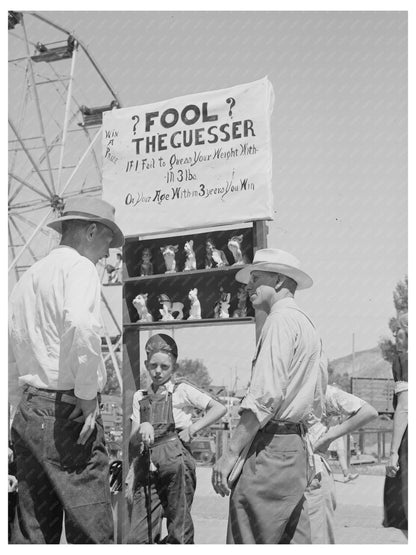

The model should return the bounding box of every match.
[235,248,313,290]
[47,196,124,248]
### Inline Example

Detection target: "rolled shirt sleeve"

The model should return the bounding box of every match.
[240,313,295,426]
[179,383,212,411]
[325,386,365,420]
[394,381,408,394]
[62,258,105,400]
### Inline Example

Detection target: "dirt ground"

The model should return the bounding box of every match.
[192,466,407,544]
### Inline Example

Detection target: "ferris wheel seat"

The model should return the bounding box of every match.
[31,36,76,63]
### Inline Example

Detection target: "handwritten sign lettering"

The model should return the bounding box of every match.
[102,77,274,236]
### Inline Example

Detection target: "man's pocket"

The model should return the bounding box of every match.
[44,416,97,470]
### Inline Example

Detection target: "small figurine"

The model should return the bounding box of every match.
[232,285,248,318]
[158,293,184,320]
[139,248,153,276]
[214,288,231,319]
[187,288,202,320]
[159,303,175,321]
[205,238,229,269]
[160,244,179,273]
[183,240,197,271]
[227,235,249,266]
[132,294,153,322]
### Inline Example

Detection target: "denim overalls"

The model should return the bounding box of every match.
[127,388,196,544]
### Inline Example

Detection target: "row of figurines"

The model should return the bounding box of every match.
[138,235,251,276]
[132,286,249,322]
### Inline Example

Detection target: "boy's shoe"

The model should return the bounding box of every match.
[344,473,359,483]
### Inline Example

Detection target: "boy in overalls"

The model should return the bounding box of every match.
[127,333,226,543]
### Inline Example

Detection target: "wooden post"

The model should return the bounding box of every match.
[216,430,223,460]
[346,434,351,467]
[222,429,229,456]
[253,220,268,251]
[359,430,365,454]
[253,221,269,341]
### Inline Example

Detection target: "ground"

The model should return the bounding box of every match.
[192,467,407,544]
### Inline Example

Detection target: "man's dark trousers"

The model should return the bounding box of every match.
[10,386,114,544]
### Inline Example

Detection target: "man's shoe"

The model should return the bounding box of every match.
[344,473,359,483]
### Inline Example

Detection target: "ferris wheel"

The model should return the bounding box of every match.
[8,11,122,386]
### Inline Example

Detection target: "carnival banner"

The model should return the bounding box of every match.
[102,77,274,236]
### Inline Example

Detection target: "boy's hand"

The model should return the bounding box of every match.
[8,475,18,493]
[313,431,334,454]
[178,426,193,443]
[139,422,154,447]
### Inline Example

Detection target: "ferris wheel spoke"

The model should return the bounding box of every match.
[9,198,52,212]
[21,16,56,195]
[9,215,39,262]
[8,223,20,283]
[64,186,102,199]
[8,204,54,273]
[57,42,78,195]
[12,212,50,237]
[9,172,51,203]
[9,63,31,192]
[9,117,54,197]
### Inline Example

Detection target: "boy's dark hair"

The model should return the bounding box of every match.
[145,333,178,360]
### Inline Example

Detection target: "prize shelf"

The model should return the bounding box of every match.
[123,316,254,329]
[123,265,243,283]
[123,265,254,325]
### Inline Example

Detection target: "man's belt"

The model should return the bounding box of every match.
[262,420,306,436]
[23,384,101,405]
[23,384,77,405]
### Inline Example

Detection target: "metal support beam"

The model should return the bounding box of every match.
[101,290,122,336]
[57,42,77,194]
[13,212,50,237]
[21,16,55,194]
[8,118,53,197]
[9,171,50,202]
[8,224,20,284]
[9,215,38,263]
[103,328,123,393]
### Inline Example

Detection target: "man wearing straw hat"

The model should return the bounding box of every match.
[8,196,124,544]
[212,248,326,544]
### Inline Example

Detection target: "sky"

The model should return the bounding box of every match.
[7,9,408,389]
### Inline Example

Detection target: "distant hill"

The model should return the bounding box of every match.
[330,347,393,379]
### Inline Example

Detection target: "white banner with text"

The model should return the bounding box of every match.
[102,77,274,236]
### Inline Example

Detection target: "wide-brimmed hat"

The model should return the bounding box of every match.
[46,196,124,248]
[235,248,313,290]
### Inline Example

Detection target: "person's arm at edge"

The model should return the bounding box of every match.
[314,402,378,453]
[187,398,227,438]
[386,390,408,476]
